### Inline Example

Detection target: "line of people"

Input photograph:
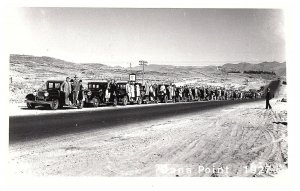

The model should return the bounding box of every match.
[60,75,84,106]
[61,76,263,107]
[142,81,262,102]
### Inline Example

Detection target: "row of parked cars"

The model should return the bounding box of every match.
[25,79,261,110]
[25,80,179,110]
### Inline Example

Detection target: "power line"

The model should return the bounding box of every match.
[139,60,148,85]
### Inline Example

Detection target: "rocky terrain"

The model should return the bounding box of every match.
[9,54,285,103]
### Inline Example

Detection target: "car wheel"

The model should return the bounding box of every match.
[164,95,168,103]
[92,98,99,107]
[145,97,149,104]
[77,100,84,109]
[26,102,35,109]
[137,97,142,105]
[113,98,117,106]
[50,99,59,110]
[122,96,128,106]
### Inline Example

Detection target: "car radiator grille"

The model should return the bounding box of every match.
[37,92,45,100]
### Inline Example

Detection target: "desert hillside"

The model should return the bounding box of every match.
[9,54,284,103]
[221,61,286,76]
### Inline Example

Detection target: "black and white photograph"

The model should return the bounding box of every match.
[2,0,300,190]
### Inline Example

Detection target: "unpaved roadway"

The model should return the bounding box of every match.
[9,97,287,176]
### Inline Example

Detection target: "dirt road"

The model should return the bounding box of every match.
[9,93,287,176]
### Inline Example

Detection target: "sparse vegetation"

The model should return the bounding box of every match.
[227,71,241,73]
[9,54,284,103]
[244,70,276,75]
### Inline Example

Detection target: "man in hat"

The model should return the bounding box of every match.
[72,75,81,105]
[61,77,72,105]
[266,88,272,109]
[109,79,117,102]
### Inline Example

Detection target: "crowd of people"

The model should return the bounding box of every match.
[60,75,84,106]
[60,76,263,106]
[142,81,262,102]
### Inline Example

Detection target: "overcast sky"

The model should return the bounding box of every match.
[8,8,285,66]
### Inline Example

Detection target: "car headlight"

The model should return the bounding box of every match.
[87,91,92,96]
[44,92,49,97]
[33,91,37,96]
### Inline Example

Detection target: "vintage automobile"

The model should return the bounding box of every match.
[245,89,259,99]
[116,81,142,105]
[83,81,117,107]
[25,80,84,110]
[191,87,201,101]
[175,87,185,102]
[157,83,176,103]
[180,86,193,102]
[140,84,158,104]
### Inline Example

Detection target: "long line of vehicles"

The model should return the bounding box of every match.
[25,78,264,110]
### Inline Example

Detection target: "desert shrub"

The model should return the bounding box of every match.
[243,70,276,75]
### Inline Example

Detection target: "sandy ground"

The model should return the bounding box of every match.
[9,85,287,177]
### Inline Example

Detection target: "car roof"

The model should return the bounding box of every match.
[47,80,64,83]
[116,81,128,84]
[88,81,108,84]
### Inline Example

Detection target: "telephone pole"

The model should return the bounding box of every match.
[139,60,148,85]
[129,62,132,73]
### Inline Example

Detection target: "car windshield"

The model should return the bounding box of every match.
[117,84,127,89]
[47,82,61,89]
[89,84,98,89]
[88,83,106,89]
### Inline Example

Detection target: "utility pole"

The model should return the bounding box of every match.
[139,60,148,85]
[129,62,132,73]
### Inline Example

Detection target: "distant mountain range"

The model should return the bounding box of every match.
[10,54,286,77]
[221,61,286,76]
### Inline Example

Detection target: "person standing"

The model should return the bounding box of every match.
[77,79,84,101]
[149,83,154,101]
[109,79,117,101]
[72,75,81,104]
[125,82,131,99]
[266,88,272,109]
[61,77,72,105]
[144,81,150,101]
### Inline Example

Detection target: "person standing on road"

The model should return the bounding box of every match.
[61,77,72,105]
[109,79,117,101]
[72,75,81,105]
[266,88,272,109]
[77,79,84,102]
[145,81,150,97]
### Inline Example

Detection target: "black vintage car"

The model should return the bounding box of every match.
[191,87,201,101]
[116,81,142,105]
[25,80,84,110]
[182,86,193,102]
[175,87,183,102]
[140,84,158,104]
[157,84,176,103]
[84,81,114,107]
[245,89,259,99]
